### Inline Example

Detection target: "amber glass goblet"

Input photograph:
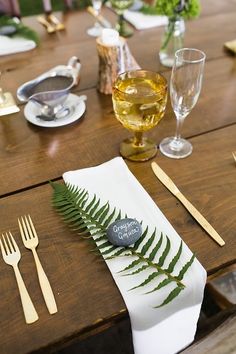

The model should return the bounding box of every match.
[112,70,168,162]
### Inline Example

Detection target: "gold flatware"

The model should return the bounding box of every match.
[232,151,236,163]
[87,6,112,28]
[0,232,39,324]
[151,162,225,247]
[46,13,65,31]
[0,87,20,116]
[224,39,236,54]
[18,215,58,315]
[37,15,56,34]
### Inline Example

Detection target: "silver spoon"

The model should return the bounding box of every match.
[35,95,87,121]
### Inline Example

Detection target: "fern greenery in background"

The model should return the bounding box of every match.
[51,182,195,308]
[142,0,201,19]
[0,16,39,44]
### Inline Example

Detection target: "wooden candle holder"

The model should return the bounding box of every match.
[96,37,140,95]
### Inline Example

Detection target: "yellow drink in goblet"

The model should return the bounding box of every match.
[112,70,167,161]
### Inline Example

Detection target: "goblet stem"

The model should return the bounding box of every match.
[133,131,144,147]
[116,10,133,37]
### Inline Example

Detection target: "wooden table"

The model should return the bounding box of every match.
[0,1,235,353]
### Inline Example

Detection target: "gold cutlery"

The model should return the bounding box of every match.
[0,232,39,324]
[87,6,112,28]
[18,215,58,315]
[232,151,236,163]
[46,13,65,31]
[151,162,225,247]
[37,15,56,34]
[0,87,20,116]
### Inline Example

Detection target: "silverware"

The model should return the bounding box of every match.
[18,215,58,315]
[232,151,236,163]
[36,106,71,121]
[35,94,86,121]
[0,88,20,116]
[87,6,112,29]
[46,13,65,31]
[0,232,39,324]
[151,162,225,247]
[37,15,56,34]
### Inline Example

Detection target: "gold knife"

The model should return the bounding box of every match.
[151,162,225,247]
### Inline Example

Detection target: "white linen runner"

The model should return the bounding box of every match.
[63,157,206,354]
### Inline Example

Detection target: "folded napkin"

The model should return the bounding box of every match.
[63,157,206,354]
[0,35,36,56]
[123,10,168,30]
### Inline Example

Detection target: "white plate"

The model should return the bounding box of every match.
[24,93,86,128]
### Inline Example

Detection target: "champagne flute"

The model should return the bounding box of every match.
[159,48,206,159]
[87,0,103,37]
[112,70,167,162]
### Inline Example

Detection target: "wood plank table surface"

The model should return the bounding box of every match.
[0,1,235,353]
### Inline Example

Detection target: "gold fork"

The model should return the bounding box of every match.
[0,232,39,324]
[37,15,56,34]
[46,13,65,31]
[18,215,57,315]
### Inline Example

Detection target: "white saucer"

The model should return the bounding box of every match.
[24,93,86,128]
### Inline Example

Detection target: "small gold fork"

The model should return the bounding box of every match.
[0,232,39,324]
[18,215,57,315]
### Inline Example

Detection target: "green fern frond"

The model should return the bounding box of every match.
[157,236,171,267]
[123,264,149,276]
[177,254,195,280]
[149,233,163,261]
[51,181,195,307]
[155,286,184,308]
[165,241,183,273]
[129,272,161,291]
[140,229,156,256]
[145,278,172,294]
[117,258,141,273]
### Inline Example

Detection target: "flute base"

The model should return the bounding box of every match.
[120,137,157,162]
[159,137,192,159]
[87,23,102,37]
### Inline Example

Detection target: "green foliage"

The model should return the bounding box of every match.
[0,16,39,44]
[19,0,90,16]
[142,0,201,20]
[51,181,195,307]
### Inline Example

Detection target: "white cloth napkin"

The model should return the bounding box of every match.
[123,10,168,30]
[0,35,36,56]
[63,157,206,354]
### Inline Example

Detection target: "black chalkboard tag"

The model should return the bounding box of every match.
[107,218,142,246]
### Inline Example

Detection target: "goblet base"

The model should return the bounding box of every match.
[159,137,193,159]
[120,136,157,162]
